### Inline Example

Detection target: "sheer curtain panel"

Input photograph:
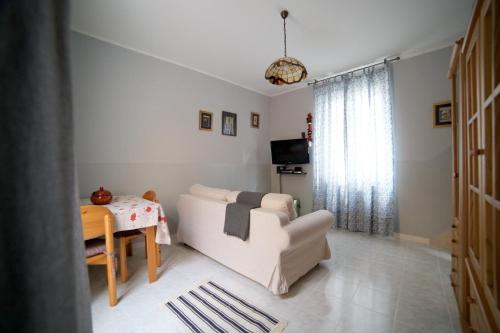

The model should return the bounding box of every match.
[312,65,396,235]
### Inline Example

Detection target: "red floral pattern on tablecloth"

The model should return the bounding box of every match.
[101,195,171,245]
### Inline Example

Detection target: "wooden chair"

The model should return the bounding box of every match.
[115,190,162,283]
[81,205,117,306]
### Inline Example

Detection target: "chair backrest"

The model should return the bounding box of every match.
[142,190,158,203]
[80,205,114,240]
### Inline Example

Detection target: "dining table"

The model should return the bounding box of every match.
[81,195,171,282]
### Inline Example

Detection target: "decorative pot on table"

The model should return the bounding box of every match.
[91,186,113,205]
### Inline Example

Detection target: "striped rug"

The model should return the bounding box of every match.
[165,281,287,333]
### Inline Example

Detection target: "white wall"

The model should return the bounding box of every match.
[269,88,314,215]
[71,32,271,232]
[269,47,452,240]
[393,47,452,239]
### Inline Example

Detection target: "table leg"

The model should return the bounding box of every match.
[145,226,157,283]
[119,238,128,283]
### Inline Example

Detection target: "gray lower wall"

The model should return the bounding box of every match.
[269,47,452,240]
[71,32,271,232]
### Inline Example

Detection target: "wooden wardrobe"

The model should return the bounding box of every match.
[448,0,500,332]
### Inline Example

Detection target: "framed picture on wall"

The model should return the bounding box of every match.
[432,101,452,128]
[251,112,260,128]
[222,111,237,136]
[199,110,213,131]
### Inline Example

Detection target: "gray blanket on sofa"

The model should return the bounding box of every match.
[224,191,266,241]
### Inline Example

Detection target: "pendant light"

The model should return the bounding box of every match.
[265,10,307,85]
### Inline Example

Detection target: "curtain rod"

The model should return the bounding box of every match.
[307,56,401,86]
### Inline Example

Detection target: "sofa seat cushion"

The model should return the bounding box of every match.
[190,184,230,201]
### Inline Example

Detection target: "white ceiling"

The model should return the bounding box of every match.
[71,0,473,97]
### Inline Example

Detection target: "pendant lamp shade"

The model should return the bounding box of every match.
[265,10,307,85]
[265,57,307,85]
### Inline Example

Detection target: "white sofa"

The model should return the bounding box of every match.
[176,184,334,295]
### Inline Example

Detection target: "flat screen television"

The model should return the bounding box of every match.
[270,138,310,164]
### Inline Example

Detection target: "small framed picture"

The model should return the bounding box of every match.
[222,111,237,136]
[251,112,260,129]
[432,101,452,128]
[199,110,213,131]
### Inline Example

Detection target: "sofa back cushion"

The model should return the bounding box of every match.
[261,193,296,220]
[225,191,241,204]
[192,185,296,220]
[190,184,230,201]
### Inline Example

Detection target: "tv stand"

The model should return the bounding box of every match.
[277,170,308,175]
[276,165,307,193]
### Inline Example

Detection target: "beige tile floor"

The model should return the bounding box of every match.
[89,230,461,333]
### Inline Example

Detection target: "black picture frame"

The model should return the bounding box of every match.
[222,111,237,136]
[432,101,452,128]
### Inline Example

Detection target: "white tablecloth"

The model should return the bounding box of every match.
[81,195,171,245]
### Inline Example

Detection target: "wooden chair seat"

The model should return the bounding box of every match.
[114,230,143,238]
[85,238,107,258]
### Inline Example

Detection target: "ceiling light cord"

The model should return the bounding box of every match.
[283,16,287,57]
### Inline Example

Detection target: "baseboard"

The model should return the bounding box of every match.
[394,232,430,245]
[429,230,452,250]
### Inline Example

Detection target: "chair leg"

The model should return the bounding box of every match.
[144,237,148,258]
[107,250,117,306]
[156,244,161,267]
[119,238,128,283]
[126,242,133,256]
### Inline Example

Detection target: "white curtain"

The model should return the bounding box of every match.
[312,65,395,235]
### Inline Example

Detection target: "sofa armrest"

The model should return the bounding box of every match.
[248,208,290,250]
[281,210,333,250]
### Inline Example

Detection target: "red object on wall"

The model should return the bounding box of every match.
[306,113,313,145]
